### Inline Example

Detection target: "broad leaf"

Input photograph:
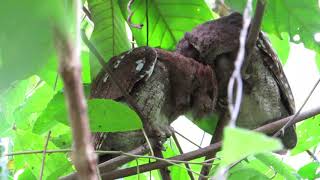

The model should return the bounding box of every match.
[316,53,320,72]
[37,51,91,91]
[225,0,320,57]
[13,131,73,179]
[298,162,320,179]
[87,0,131,79]
[119,0,214,50]
[33,92,142,133]
[0,0,66,91]
[255,153,301,180]
[291,115,320,155]
[88,99,142,132]
[229,167,269,180]
[221,127,282,165]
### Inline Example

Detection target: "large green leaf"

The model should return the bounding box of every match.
[225,0,320,56]
[37,51,91,91]
[33,92,142,134]
[87,0,131,79]
[0,77,42,137]
[255,153,301,180]
[14,82,55,130]
[229,167,269,180]
[118,0,214,50]
[221,127,282,165]
[13,131,73,179]
[298,162,320,179]
[291,115,320,155]
[0,0,66,91]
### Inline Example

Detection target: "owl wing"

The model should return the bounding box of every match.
[90,47,158,150]
[257,32,295,115]
[90,46,158,100]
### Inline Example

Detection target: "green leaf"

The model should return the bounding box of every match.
[229,167,269,180]
[88,99,142,132]
[0,0,66,91]
[316,53,320,72]
[17,169,37,180]
[255,153,301,180]
[14,82,55,130]
[0,77,42,137]
[118,0,214,50]
[291,115,320,155]
[226,0,320,56]
[37,51,91,91]
[13,131,73,179]
[221,127,282,165]
[87,0,131,79]
[298,162,320,179]
[33,93,142,133]
[188,113,219,135]
[162,140,189,180]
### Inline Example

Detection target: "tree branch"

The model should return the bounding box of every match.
[39,131,51,180]
[54,26,98,180]
[246,0,266,55]
[172,133,195,180]
[101,106,320,179]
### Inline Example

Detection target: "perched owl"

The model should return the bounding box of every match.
[90,47,217,162]
[176,12,297,149]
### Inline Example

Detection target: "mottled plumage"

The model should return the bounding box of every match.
[90,47,217,160]
[176,12,297,149]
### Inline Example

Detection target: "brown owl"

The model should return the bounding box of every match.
[176,12,297,149]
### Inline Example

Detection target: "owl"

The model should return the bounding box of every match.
[90,47,217,162]
[176,12,297,149]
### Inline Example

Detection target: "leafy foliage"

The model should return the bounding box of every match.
[226,0,320,59]
[118,0,215,50]
[87,0,131,78]
[33,92,142,134]
[0,0,320,179]
[0,0,67,91]
[291,115,320,155]
[220,127,282,166]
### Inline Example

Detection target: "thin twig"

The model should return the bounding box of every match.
[306,150,319,162]
[200,1,266,179]
[101,106,320,179]
[142,128,154,156]
[227,0,253,127]
[172,133,195,180]
[273,77,320,137]
[154,150,172,180]
[174,130,201,148]
[82,6,92,21]
[246,0,266,56]
[127,0,143,29]
[39,131,51,180]
[199,132,206,147]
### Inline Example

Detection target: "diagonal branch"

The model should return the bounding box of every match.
[101,106,320,179]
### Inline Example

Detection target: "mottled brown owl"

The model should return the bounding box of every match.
[176,12,297,149]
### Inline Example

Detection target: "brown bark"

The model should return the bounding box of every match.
[54,29,97,179]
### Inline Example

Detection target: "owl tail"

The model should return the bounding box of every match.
[280,125,297,149]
